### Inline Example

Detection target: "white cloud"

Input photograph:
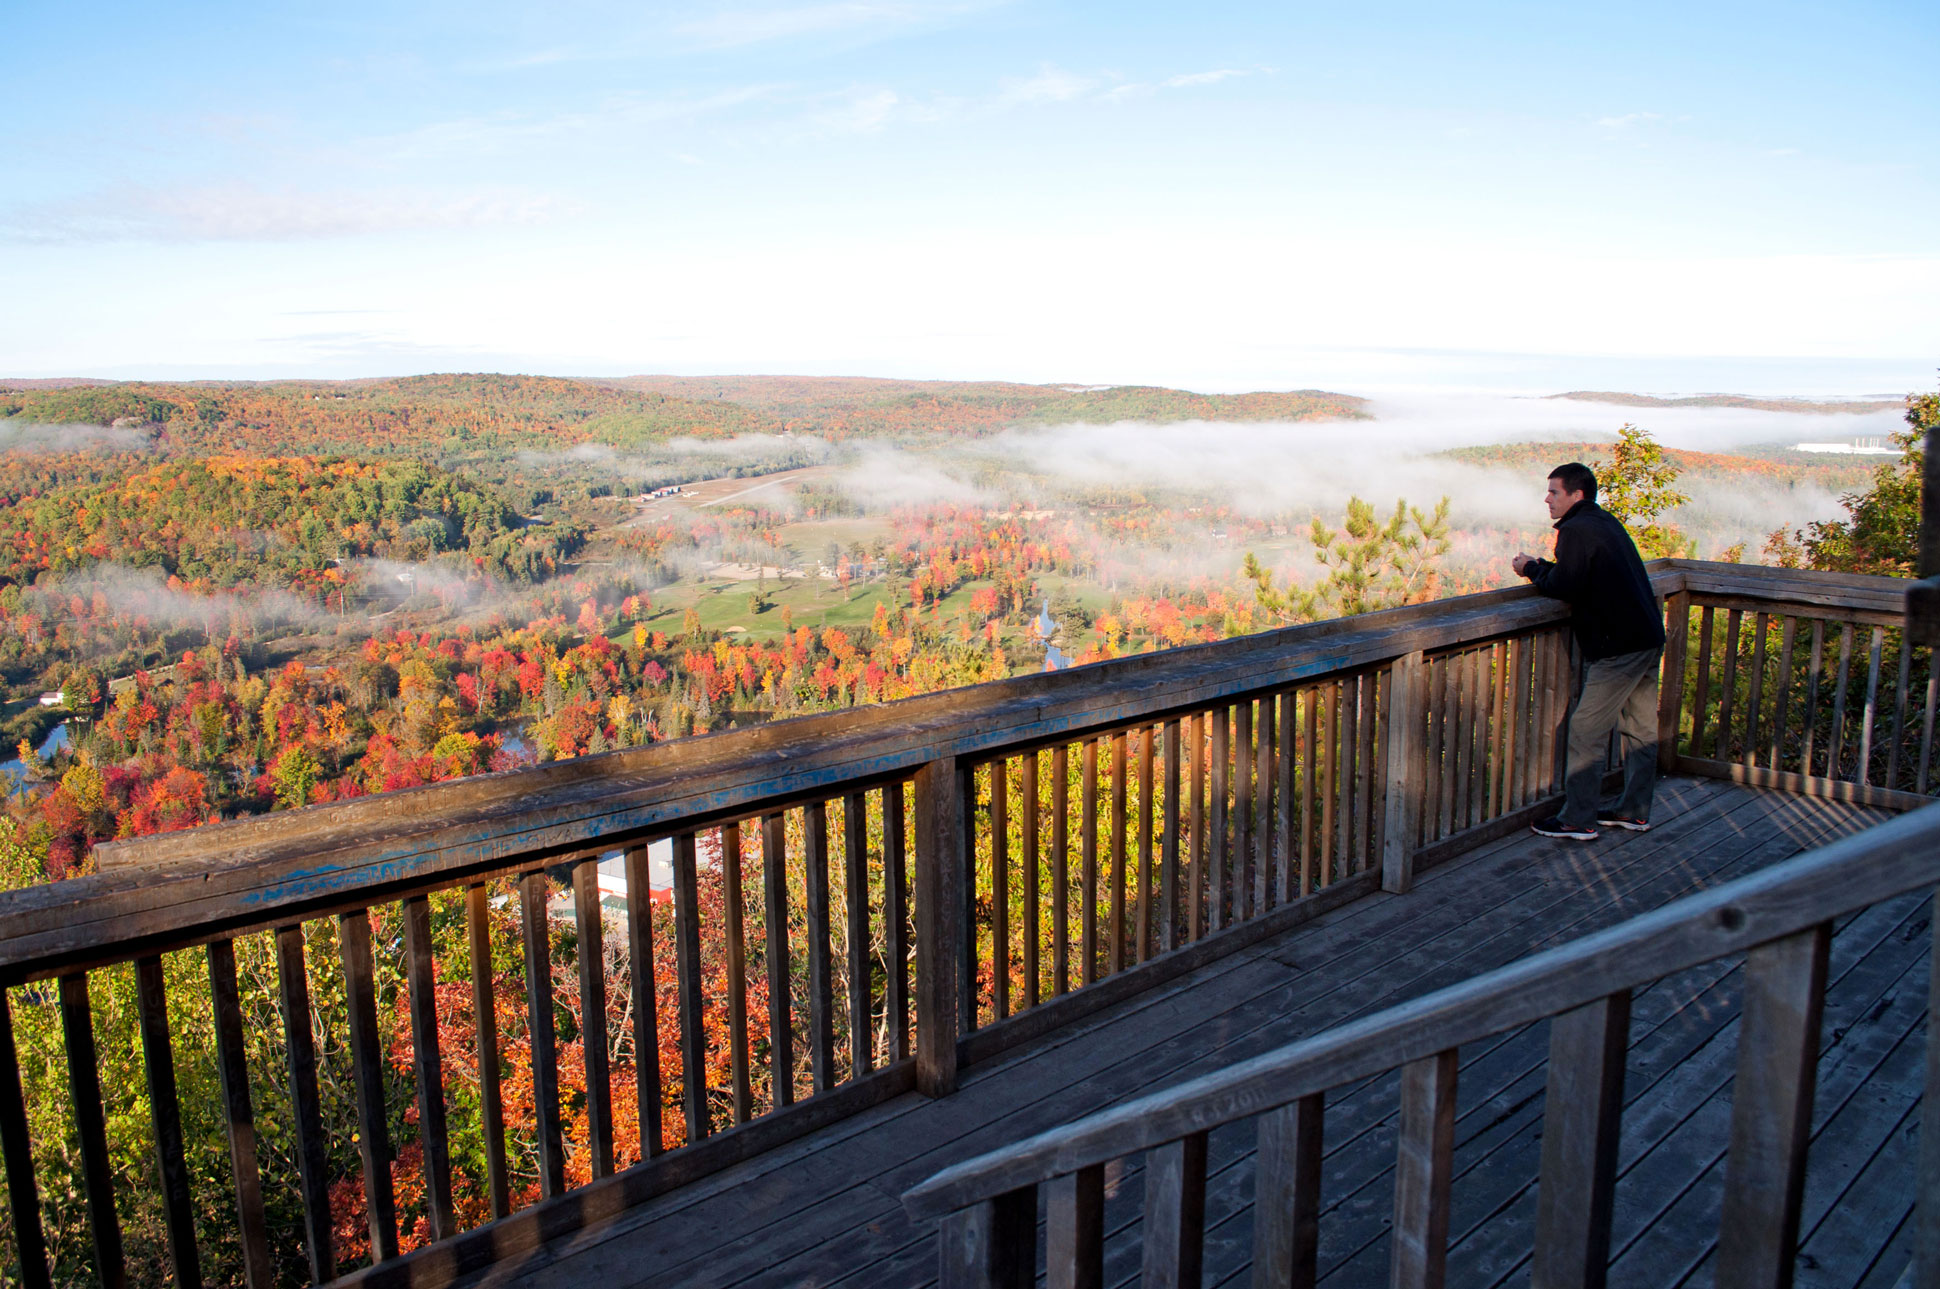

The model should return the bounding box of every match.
[4,183,564,243]
[1595,111,1665,130]
[677,0,990,48]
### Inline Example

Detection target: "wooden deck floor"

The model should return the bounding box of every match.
[464,777,1924,1288]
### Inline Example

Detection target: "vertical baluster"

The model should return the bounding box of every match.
[1189,714,1207,938]
[1210,707,1230,927]
[1435,659,1457,841]
[1081,737,1100,982]
[571,863,614,1179]
[846,793,875,1074]
[803,804,837,1076]
[886,786,912,1060]
[762,813,796,1106]
[1745,612,1770,769]
[338,912,399,1261]
[1769,617,1798,771]
[938,1187,1036,1289]
[1918,667,1938,795]
[672,831,712,1137]
[1525,635,1548,803]
[1047,1164,1105,1289]
[1549,632,1574,792]
[1801,620,1826,776]
[468,883,512,1206]
[207,941,271,1288]
[1691,607,1716,759]
[989,765,1010,1021]
[1716,609,1743,761]
[276,925,335,1281]
[1489,643,1509,817]
[1717,924,1831,1286]
[1053,742,1071,992]
[622,848,664,1157]
[1111,731,1129,971]
[1323,683,1342,885]
[136,954,205,1285]
[520,870,566,1194]
[1827,624,1855,780]
[1468,651,1488,827]
[1259,697,1278,913]
[1856,626,1885,785]
[1532,991,1631,1289]
[1020,756,1040,1009]
[721,823,753,1121]
[1276,691,1296,906]
[1372,668,1391,866]
[1886,639,1912,791]
[1252,1094,1323,1289]
[0,990,51,1289]
[1299,690,1317,896]
[1361,671,1381,867]
[1508,635,1529,810]
[1142,1132,1209,1289]
[1450,652,1473,831]
[1422,657,1445,841]
[404,896,457,1232]
[59,973,125,1286]
[1391,1049,1458,1289]
[1235,700,1254,924]
[1162,719,1183,951]
[1137,726,1155,961]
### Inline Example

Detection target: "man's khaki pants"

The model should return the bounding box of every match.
[1558,646,1663,827]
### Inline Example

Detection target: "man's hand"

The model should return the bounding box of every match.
[1511,552,1536,576]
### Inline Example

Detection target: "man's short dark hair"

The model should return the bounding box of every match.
[1549,462,1598,502]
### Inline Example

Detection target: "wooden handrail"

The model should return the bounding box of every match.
[901,800,1940,1215]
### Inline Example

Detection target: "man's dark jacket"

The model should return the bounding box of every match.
[1520,500,1667,660]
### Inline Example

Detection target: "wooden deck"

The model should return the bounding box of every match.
[457,777,1923,1288]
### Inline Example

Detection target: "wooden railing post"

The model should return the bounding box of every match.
[1383,651,1426,894]
[1533,991,1630,1289]
[916,756,966,1097]
[939,1186,1036,1289]
[1658,590,1690,771]
[1717,923,1830,1288]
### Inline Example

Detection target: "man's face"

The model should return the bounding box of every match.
[1545,477,1583,521]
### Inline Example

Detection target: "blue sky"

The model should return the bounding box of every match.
[4,1,1936,392]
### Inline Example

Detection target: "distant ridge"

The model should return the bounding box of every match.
[1549,390,1900,415]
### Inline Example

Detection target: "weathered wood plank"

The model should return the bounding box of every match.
[339,910,400,1261]
[1919,891,1940,1287]
[1053,743,1072,993]
[803,802,836,1087]
[277,925,334,1281]
[1828,623,1856,778]
[1383,653,1426,895]
[1046,1164,1104,1289]
[59,972,125,1286]
[468,882,514,1202]
[0,989,51,1289]
[1142,1131,1208,1289]
[1251,1093,1323,1289]
[989,766,1009,1023]
[570,864,614,1180]
[1082,737,1100,980]
[938,1187,1035,1289]
[403,895,457,1233]
[1801,619,1826,775]
[721,821,753,1122]
[762,813,795,1107]
[521,870,566,1196]
[1675,756,1933,812]
[1769,615,1798,772]
[887,786,912,1060]
[1275,692,1296,907]
[136,953,204,1287]
[1531,990,1630,1289]
[1746,611,1769,769]
[1857,626,1885,785]
[1716,922,1830,1288]
[915,758,965,1098]
[846,794,876,1075]
[1019,758,1039,1010]
[206,940,271,1289]
[1236,701,1254,924]
[1112,731,1129,971]
[673,831,712,1136]
[1189,715,1207,939]
[1717,608,1743,761]
[1138,725,1156,962]
[1391,1047,1458,1289]
[620,848,665,1159]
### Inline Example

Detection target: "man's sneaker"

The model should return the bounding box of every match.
[1596,813,1651,832]
[1532,815,1598,841]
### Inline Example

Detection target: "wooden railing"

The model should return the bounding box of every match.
[900,795,1940,1289]
[0,562,1926,1286]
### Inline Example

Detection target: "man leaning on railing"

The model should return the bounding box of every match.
[1511,461,1668,840]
